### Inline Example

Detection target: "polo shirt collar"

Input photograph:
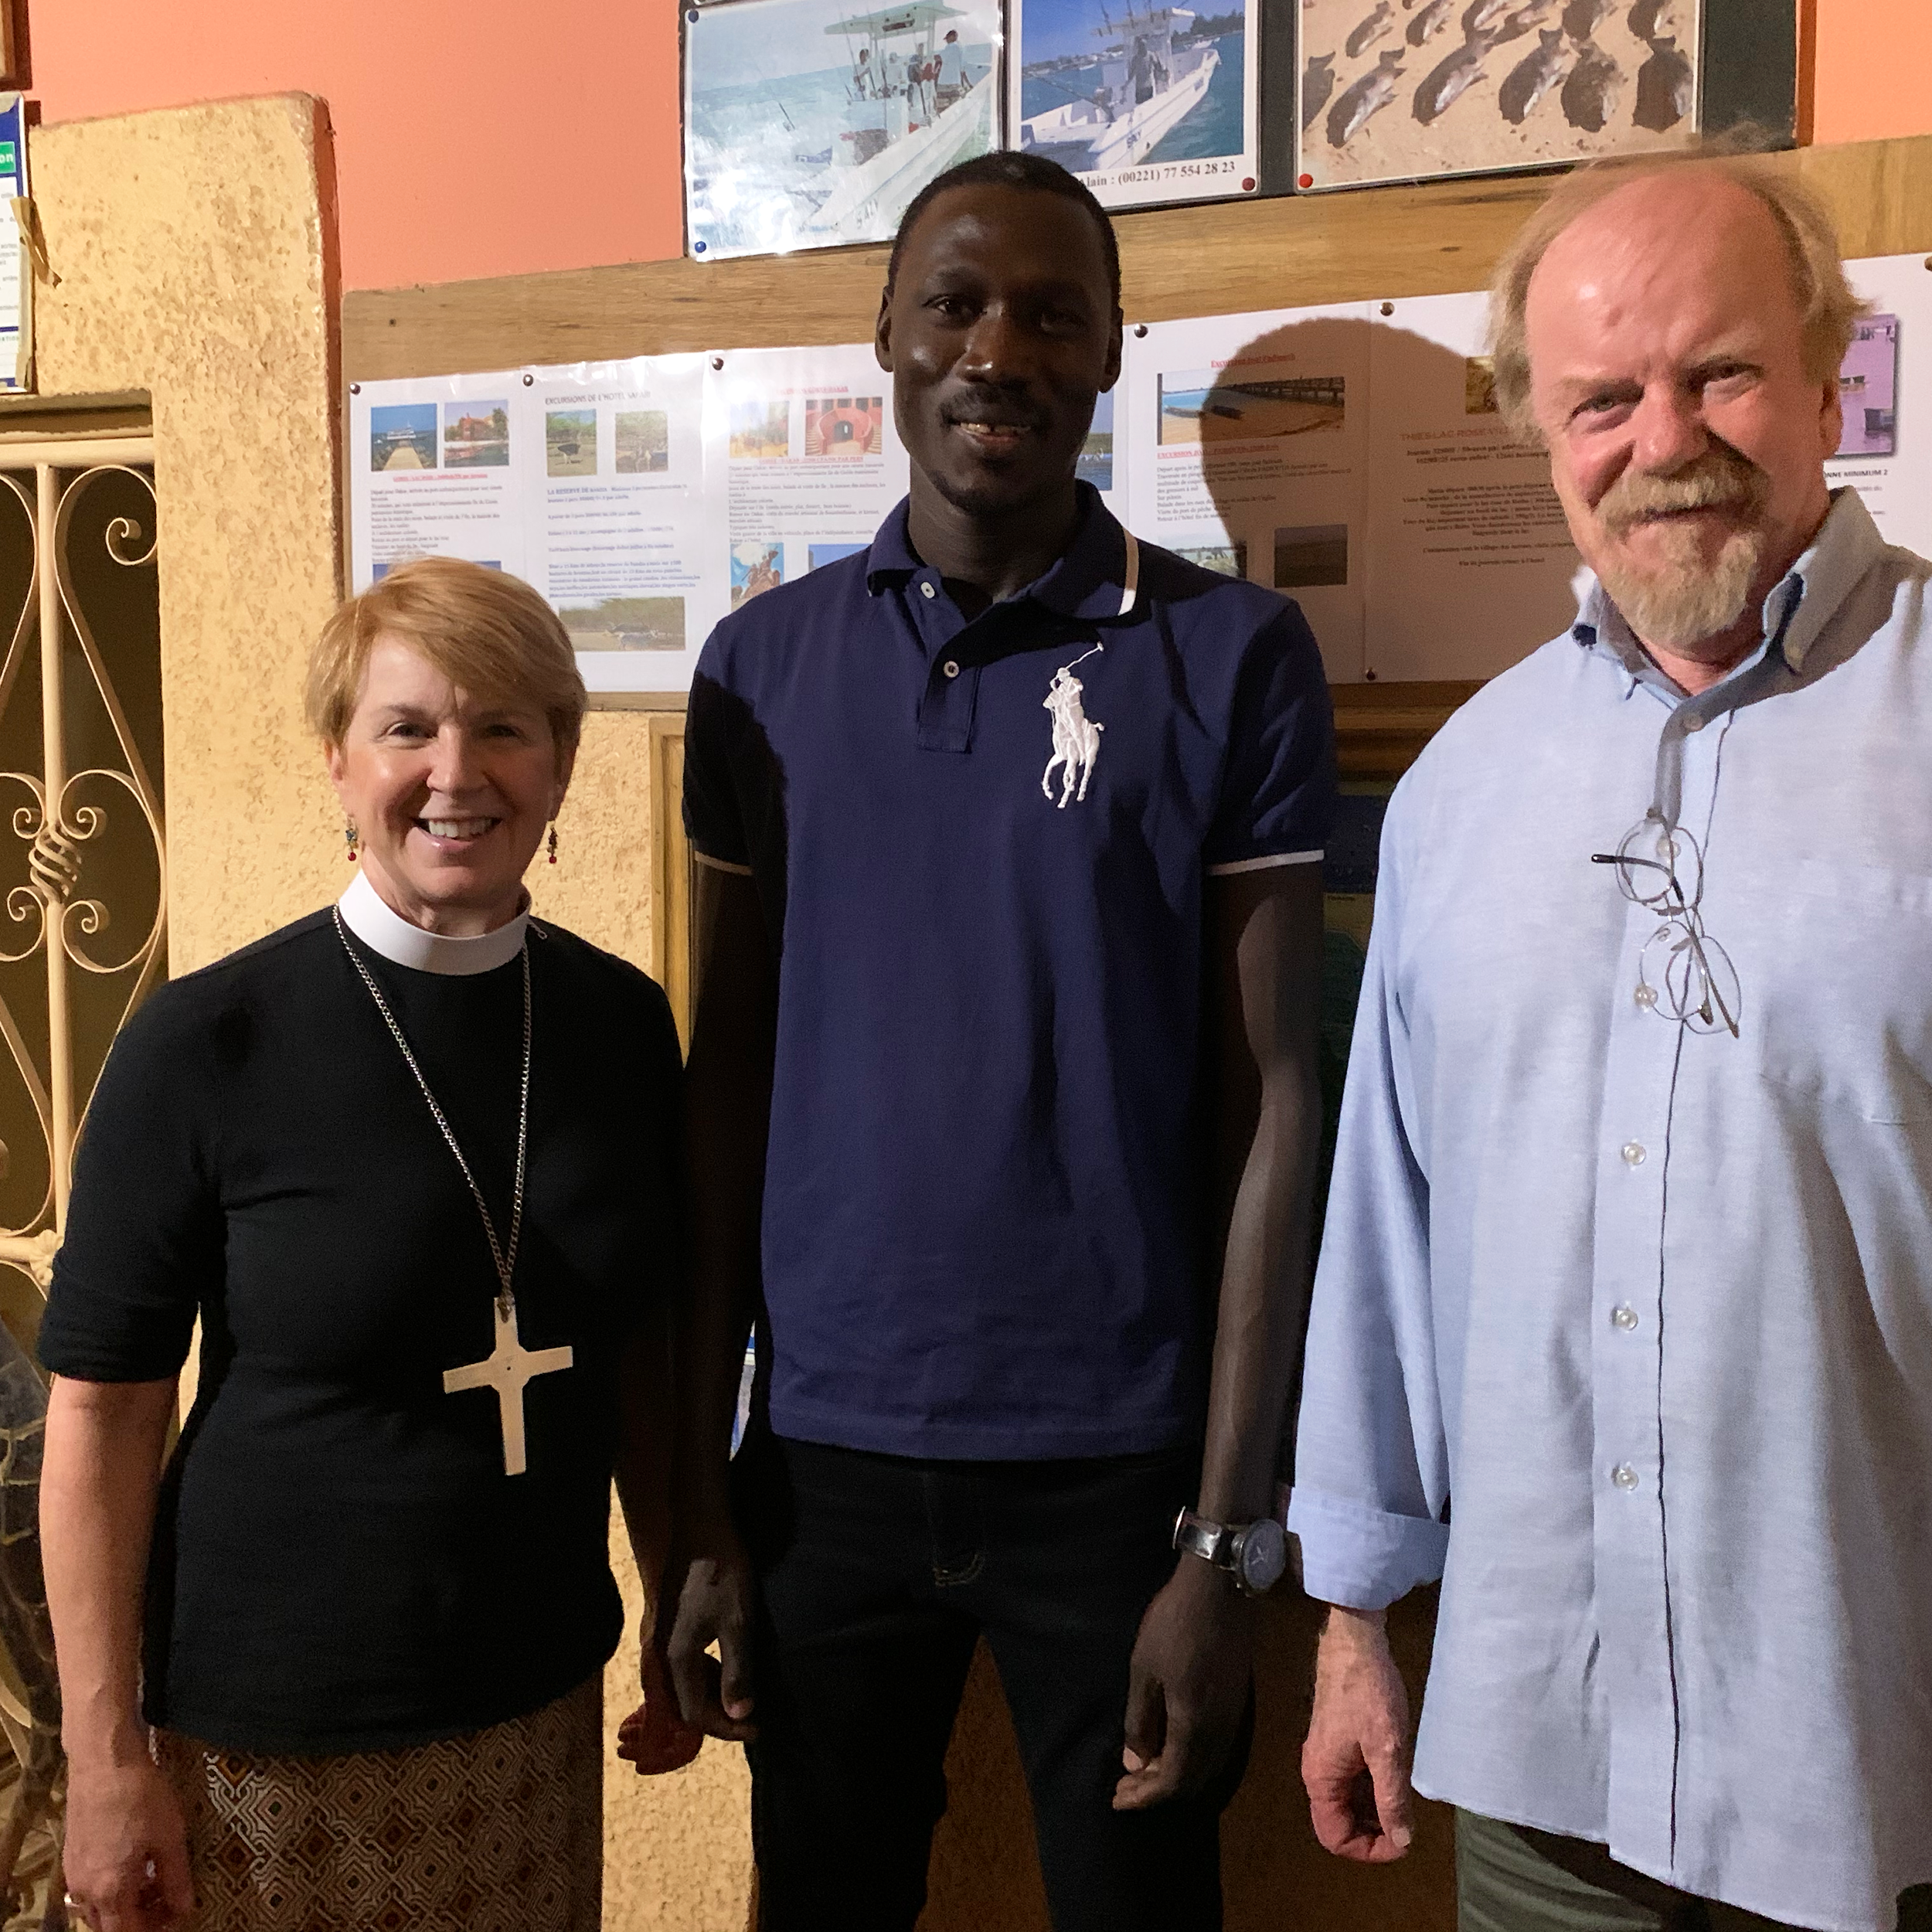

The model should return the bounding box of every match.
[1570,485,1886,694]
[866,481,1137,624]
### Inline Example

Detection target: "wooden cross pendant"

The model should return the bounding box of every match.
[443,1298,573,1476]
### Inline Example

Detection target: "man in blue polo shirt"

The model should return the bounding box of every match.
[664,152,1337,1930]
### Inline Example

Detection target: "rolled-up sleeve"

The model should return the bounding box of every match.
[1288,795,1451,1610]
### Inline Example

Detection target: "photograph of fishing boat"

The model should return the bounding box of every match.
[1011,0,1255,209]
[1298,0,1701,192]
[1158,369,1345,445]
[369,403,438,472]
[685,0,1000,260]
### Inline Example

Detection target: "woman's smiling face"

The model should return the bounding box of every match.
[325,635,572,936]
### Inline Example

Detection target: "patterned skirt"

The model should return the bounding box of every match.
[155,1675,603,1932]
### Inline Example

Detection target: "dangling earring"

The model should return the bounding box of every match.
[345,821,359,863]
[546,822,558,866]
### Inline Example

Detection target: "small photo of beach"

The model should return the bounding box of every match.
[561,595,687,651]
[731,539,785,608]
[370,403,438,472]
[444,403,510,468]
[1175,542,1247,579]
[804,395,884,457]
[730,398,793,461]
[1077,389,1115,490]
[616,410,671,474]
[1159,368,1346,446]
[546,410,600,478]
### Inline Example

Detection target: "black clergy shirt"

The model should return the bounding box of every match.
[39,900,681,1754]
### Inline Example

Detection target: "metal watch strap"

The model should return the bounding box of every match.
[1172,1506,1232,1569]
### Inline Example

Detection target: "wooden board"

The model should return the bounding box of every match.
[343,134,1932,380]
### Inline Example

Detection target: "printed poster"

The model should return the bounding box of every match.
[702,342,911,604]
[1009,0,1258,211]
[352,370,529,581]
[1122,303,1375,679]
[528,357,719,695]
[1298,0,1700,193]
[0,94,26,390]
[684,0,1002,261]
[1360,289,1580,679]
[1828,254,1932,562]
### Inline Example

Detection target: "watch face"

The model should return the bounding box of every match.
[1238,1518,1288,1593]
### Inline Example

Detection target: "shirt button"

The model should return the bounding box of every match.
[942,660,960,679]
[1611,1463,1639,1491]
[1683,713,1706,732]
[1611,1304,1639,1332]
[1621,1141,1646,1166]
[920,580,936,600]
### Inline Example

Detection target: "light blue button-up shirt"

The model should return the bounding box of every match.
[1289,490,1932,1932]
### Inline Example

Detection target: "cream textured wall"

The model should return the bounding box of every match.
[32,95,343,975]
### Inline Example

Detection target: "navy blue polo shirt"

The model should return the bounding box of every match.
[685,484,1336,1460]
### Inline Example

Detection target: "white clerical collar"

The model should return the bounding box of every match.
[337,869,529,976]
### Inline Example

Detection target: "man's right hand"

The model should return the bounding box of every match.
[663,1515,759,1743]
[62,1752,196,1932]
[1301,1604,1415,1863]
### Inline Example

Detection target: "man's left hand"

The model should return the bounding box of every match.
[1113,1556,1254,1811]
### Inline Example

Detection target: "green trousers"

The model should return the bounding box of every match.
[1456,1811,1932,1932]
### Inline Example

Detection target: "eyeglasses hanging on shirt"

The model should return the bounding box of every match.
[1592,816,1740,1038]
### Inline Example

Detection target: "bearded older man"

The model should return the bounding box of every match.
[1287,152,1932,1932]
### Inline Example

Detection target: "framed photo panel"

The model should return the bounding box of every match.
[685,0,1004,260]
[1007,0,1260,210]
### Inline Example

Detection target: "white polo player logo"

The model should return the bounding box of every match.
[1042,645,1106,808]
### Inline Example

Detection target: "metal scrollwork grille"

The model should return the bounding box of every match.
[0,434,163,1906]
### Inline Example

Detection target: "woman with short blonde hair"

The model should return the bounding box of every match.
[43,556,689,1931]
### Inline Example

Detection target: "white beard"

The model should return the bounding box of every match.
[1596,518,1770,655]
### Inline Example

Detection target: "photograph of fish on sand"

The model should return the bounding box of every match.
[1298,0,1700,191]
[685,0,1002,258]
[1009,0,1257,209]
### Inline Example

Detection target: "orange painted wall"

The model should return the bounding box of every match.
[17,0,1932,294]
[1812,0,1932,145]
[23,0,687,290]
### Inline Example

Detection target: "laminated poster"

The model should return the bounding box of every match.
[0,94,29,390]
[1121,304,1376,679]
[349,359,717,696]
[1298,0,1700,195]
[529,357,718,695]
[1360,289,1579,680]
[702,342,911,606]
[1828,254,1932,563]
[685,0,1002,261]
[1008,0,1259,213]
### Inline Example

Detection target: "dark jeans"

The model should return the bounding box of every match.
[1458,1811,1932,1932]
[734,1430,1251,1932]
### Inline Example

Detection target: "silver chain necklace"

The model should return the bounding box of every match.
[334,908,532,1315]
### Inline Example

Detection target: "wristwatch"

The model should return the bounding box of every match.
[1172,1505,1288,1597]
